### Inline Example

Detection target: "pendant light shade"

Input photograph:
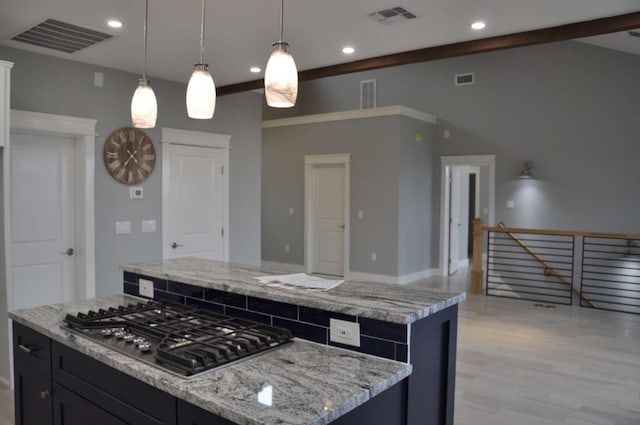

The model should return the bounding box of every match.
[131,0,157,128]
[187,66,216,119]
[187,0,216,119]
[131,79,157,128]
[265,42,298,108]
[265,0,297,108]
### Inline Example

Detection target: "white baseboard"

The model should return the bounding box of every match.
[261,261,306,273]
[347,268,440,285]
[397,268,441,285]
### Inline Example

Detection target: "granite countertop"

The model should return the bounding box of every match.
[9,294,411,425]
[122,258,466,324]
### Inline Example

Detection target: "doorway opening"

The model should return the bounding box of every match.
[439,155,495,277]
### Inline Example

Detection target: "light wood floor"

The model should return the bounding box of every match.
[1,272,638,425]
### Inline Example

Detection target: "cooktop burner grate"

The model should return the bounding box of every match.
[63,301,293,377]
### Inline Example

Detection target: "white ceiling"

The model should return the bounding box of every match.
[1,0,639,87]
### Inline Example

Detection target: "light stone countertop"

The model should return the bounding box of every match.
[121,258,466,324]
[9,294,412,425]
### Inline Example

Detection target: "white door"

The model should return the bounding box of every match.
[448,168,462,275]
[10,133,75,310]
[311,165,345,276]
[167,144,225,260]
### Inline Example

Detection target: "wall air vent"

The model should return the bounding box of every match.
[629,30,640,38]
[368,6,417,25]
[360,79,377,110]
[11,19,113,53]
[455,73,475,86]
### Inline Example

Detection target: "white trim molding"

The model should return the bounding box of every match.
[263,105,437,128]
[161,127,231,262]
[439,154,496,277]
[304,153,351,277]
[6,109,96,388]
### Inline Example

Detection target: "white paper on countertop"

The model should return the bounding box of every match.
[254,273,344,291]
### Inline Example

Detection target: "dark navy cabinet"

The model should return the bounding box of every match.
[13,322,53,425]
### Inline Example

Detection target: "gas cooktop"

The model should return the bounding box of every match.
[63,300,293,377]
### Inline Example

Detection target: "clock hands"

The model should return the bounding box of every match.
[123,150,138,168]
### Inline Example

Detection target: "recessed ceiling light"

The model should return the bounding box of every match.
[108,20,123,29]
[342,46,355,54]
[250,66,262,73]
[471,21,486,30]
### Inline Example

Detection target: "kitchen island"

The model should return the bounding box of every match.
[10,295,411,425]
[122,258,466,425]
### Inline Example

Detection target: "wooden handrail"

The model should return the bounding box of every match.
[483,226,640,240]
[470,219,483,294]
[496,223,596,308]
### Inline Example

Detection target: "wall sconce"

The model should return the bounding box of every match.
[519,160,534,179]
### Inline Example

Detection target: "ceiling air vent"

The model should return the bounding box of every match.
[360,79,377,110]
[11,19,113,53]
[455,73,475,86]
[368,6,417,25]
[629,31,640,38]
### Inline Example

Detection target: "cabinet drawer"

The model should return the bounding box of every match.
[52,342,176,425]
[177,399,235,425]
[13,322,51,378]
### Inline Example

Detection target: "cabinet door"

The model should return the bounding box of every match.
[13,368,52,425]
[13,322,53,425]
[177,399,236,425]
[53,383,128,425]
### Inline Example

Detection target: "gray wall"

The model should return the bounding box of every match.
[397,117,436,275]
[262,116,402,275]
[262,115,438,277]
[0,46,263,301]
[264,40,640,235]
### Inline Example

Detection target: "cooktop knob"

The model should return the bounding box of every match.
[133,337,146,346]
[114,331,125,339]
[123,334,135,343]
[100,329,113,337]
[138,342,152,353]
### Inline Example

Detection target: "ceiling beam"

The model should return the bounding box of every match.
[218,11,640,96]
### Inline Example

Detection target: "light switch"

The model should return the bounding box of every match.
[130,187,143,199]
[506,200,516,209]
[483,208,489,215]
[289,207,294,216]
[357,210,364,219]
[94,72,104,87]
[142,220,156,233]
[115,221,131,234]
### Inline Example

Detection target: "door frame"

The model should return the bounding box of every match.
[304,153,351,276]
[161,128,230,261]
[439,155,495,276]
[6,109,96,387]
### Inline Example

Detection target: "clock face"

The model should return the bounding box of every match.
[104,127,156,185]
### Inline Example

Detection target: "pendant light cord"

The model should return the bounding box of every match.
[143,0,149,80]
[279,0,284,43]
[200,0,206,64]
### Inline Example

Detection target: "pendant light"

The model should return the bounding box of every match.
[131,0,157,128]
[264,0,298,108]
[186,0,216,119]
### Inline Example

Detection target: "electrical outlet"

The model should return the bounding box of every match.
[371,252,377,262]
[139,279,154,298]
[289,207,294,216]
[330,319,360,347]
[285,244,290,253]
[358,210,364,219]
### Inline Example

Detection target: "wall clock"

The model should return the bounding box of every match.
[104,127,156,185]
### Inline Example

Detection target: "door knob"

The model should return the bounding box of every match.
[40,390,50,399]
[61,248,74,256]
[338,225,345,229]
[171,242,184,249]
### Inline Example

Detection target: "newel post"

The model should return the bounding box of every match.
[470,218,484,294]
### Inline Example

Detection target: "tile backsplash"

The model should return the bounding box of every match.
[124,272,409,362]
